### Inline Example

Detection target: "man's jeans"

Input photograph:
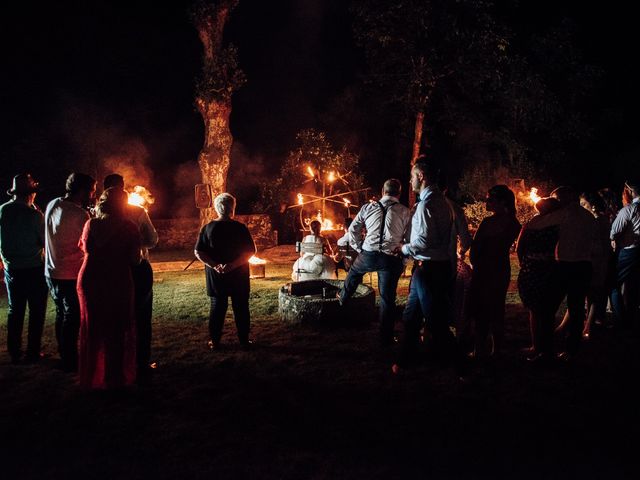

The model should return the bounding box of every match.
[5,266,48,360]
[611,248,640,328]
[399,260,456,366]
[46,277,80,369]
[339,250,404,342]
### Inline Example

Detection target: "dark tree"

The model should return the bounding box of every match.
[190,0,246,224]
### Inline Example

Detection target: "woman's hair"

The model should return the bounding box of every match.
[488,185,516,216]
[309,220,322,236]
[214,193,236,218]
[96,187,129,218]
[535,197,561,216]
[580,191,606,216]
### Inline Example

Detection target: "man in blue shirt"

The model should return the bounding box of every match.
[610,179,640,329]
[393,160,458,372]
[0,174,48,364]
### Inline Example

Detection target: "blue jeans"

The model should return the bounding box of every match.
[5,266,48,360]
[46,277,80,369]
[611,248,640,328]
[339,250,404,342]
[398,260,456,366]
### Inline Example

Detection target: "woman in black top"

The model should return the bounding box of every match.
[195,193,256,349]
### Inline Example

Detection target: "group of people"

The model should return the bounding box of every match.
[0,172,158,389]
[3,161,639,385]
[305,160,640,372]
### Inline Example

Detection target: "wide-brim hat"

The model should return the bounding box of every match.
[7,173,40,196]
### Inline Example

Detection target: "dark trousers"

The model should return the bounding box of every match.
[399,260,457,366]
[558,261,592,354]
[339,250,404,342]
[46,277,80,369]
[5,266,48,360]
[611,248,640,328]
[209,294,250,344]
[132,259,153,368]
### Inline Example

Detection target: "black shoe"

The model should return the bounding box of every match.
[556,351,574,363]
[10,355,22,365]
[526,352,554,367]
[380,335,399,347]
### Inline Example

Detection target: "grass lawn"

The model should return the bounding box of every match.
[0,248,638,479]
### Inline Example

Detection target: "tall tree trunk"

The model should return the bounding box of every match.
[196,97,232,225]
[193,1,238,227]
[408,110,425,206]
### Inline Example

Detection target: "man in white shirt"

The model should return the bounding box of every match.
[338,179,411,345]
[610,179,640,328]
[393,161,458,371]
[45,173,96,372]
[103,174,159,378]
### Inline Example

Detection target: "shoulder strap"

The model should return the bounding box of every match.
[376,200,397,249]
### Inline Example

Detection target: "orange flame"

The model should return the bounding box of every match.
[327,171,336,183]
[248,255,267,265]
[306,166,315,177]
[529,187,541,204]
[128,186,155,211]
[343,198,351,207]
[297,193,304,205]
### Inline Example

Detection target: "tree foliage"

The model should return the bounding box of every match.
[190,0,246,102]
[256,129,368,214]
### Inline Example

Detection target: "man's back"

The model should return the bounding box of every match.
[349,196,410,255]
[45,197,89,279]
[0,200,44,270]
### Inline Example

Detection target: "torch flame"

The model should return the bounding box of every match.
[343,198,351,206]
[248,255,267,265]
[127,186,155,211]
[297,193,304,205]
[328,171,336,183]
[306,166,315,177]
[529,187,541,204]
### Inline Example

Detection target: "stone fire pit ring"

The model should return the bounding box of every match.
[278,279,376,326]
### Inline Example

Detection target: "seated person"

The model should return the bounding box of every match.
[291,220,337,281]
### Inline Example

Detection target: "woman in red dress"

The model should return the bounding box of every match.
[77,187,141,389]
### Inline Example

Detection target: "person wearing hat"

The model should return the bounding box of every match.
[45,172,96,372]
[0,174,49,364]
[610,179,640,329]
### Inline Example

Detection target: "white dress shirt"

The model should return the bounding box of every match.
[401,186,454,261]
[349,195,411,255]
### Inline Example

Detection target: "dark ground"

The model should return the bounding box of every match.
[1,251,639,479]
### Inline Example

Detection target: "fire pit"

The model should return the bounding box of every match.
[278,279,375,326]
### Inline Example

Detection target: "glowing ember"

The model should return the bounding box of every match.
[306,166,315,177]
[128,186,155,211]
[248,255,267,265]
[529,187,541,204]
[297,193,304,205]
[343,198,351,207]
[327,171,336,183]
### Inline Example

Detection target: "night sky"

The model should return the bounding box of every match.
[1,0,638,216]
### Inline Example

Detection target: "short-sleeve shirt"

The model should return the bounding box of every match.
[45,197,90,279]
[195,219,256,297]
[0,199,45,270]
